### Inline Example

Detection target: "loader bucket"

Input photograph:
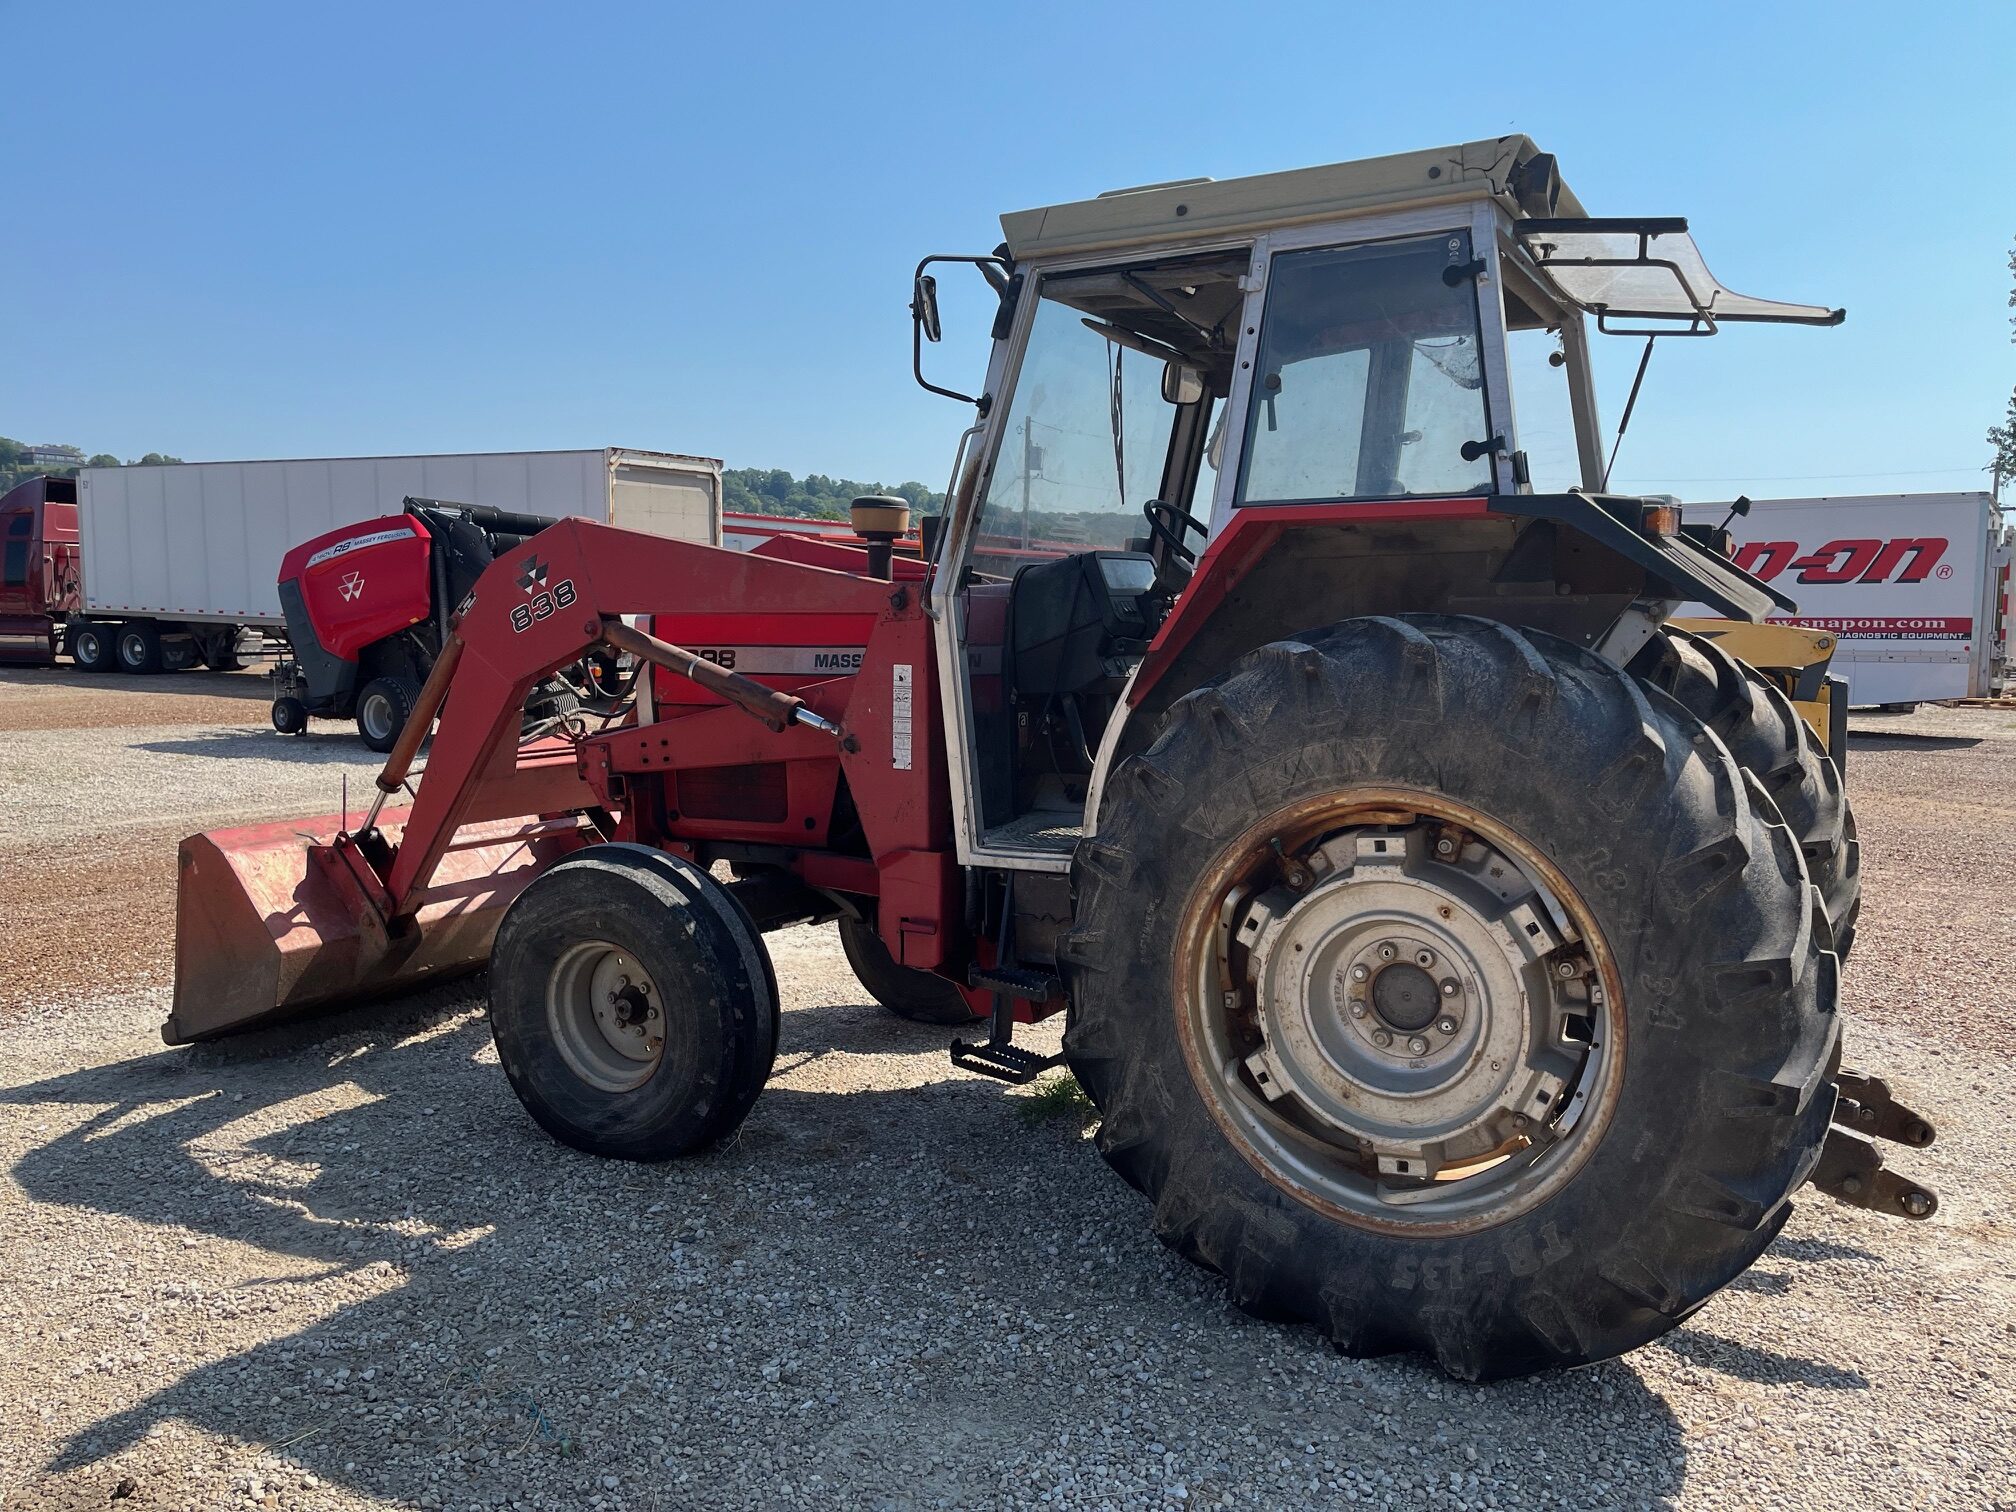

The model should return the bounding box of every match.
[166,810,586,1044]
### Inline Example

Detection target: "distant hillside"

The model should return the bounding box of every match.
[723,468,943,521]
[0,435,182,494]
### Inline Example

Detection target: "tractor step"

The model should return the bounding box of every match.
[966,963,1062,1001]
[949,1038,1065,1085]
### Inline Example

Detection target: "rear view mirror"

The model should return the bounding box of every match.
[1161,361,1205,406]
[912,273,942,344]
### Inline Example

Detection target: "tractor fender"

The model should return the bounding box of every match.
[1085,492,1792,834]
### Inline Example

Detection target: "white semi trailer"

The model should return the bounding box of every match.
[65,448,722,673]
[1687,491,2009,707]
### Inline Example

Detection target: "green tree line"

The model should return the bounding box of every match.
[722,467,943,520]
[0,436,183,494]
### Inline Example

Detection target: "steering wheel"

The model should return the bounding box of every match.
[1143,499,1208,568]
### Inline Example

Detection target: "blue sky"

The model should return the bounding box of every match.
[4,0,2010,503]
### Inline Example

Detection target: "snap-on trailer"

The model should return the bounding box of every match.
[1689,492,2009,707]
[169,136,1941,1383]
[45,449,721,674]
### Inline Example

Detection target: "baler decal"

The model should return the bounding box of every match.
[303,525,419,570]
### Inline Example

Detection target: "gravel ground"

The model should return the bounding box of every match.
[2,670,2014,1511]
[0,668,386,1013]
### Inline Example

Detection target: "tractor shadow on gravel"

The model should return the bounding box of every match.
[134,728,397,763]
[0,989,1743,1507]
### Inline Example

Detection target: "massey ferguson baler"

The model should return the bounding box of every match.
[272,499,599,750]
[169,137,1938,1382]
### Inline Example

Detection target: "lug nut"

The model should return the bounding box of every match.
[1378,943,1397,962]
[1348,1000,1367,1018]
[1414,949,1435,968]
[1436,1016,1458,1035]
[1372,1029,1393,1048]
[1441,979,1459,997]
[1407,1036,1429,1055]
[1350,963,1370,982]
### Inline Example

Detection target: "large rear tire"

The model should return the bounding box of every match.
[1635,626,1860,956]
[1062,615,1837,1381]
[838,912,983,1025]
[488,844,779,1160]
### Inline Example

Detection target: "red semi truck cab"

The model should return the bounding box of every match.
[0,477,84,665]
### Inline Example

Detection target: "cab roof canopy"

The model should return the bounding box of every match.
[1000,136,1578,262]
[1000,134,1843,331]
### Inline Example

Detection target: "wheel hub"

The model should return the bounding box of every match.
[1369,960,1439,1032]
[547,941,665,1093]
[1229,819,1603,1192]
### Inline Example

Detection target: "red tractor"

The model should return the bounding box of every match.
[171,137,1934,1380]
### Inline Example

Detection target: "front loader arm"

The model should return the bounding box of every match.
[168,517,901,1044]
[373,519,874,916]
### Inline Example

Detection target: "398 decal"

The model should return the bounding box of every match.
[510,578,576,633]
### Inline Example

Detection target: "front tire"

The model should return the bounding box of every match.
[1062,616,1837,1380]
[489,845,779,1160]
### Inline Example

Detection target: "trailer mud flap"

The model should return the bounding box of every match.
[167,812,587,1044]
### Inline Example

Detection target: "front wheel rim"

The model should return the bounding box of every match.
[1176,787,1626,1237]
[545,940,665,1093]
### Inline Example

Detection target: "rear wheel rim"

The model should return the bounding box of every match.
[359,693,395,743]
[545,940,665,1093]
[1175,786,1626,1237]
[119,633,146,666]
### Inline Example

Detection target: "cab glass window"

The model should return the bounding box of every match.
[1239,234,1494,503]
[2,513,30,587]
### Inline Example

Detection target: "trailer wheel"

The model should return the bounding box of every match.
[839,912,983,1024]
[489,844,779,1161]
[270,696,309,736]
[70,623,116,673]
[355,675,420,753]
[1635,627,1860,956]
[115,623,162,674]
[1061,615,1837,1381]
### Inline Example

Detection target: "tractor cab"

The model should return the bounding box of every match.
[913,136,1842,868]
